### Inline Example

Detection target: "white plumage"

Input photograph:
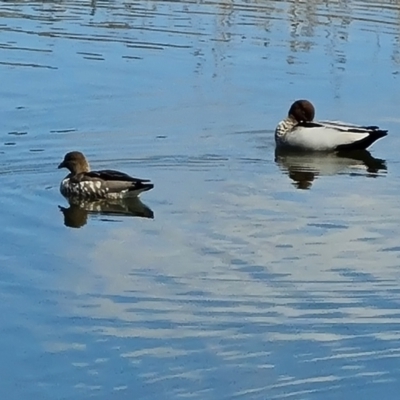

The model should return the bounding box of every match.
[275,100,387,152]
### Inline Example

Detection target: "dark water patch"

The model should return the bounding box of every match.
[0,43,52,53]
[82,55,105,60]
[8,131,27,136]
[49,128,77,134]
[122,55,143,60]
[380,246,400,252]
[127,41,192,49]
[353,236,380,242]
[0,60,57,69]
[76,51,103,57]
[90,22,132,29]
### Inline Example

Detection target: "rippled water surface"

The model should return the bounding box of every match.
[2,0,400,398]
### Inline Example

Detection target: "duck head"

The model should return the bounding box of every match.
[58,151,90,174]
[288,100,315,123]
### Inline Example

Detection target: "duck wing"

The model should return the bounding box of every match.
[316,121,388,151]
[71,170,153,195]
[91,170,153,194]
[318,120,381,131]
[290,121,387,151]
[87,169,151,183]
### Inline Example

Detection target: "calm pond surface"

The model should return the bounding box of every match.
[1,0,400,398]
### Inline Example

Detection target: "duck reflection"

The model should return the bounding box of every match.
[59,197,154,228]
[275,149,387,190]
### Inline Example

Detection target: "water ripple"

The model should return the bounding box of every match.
[1,0,400,399]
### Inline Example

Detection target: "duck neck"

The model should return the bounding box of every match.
[74,161,90,175]
[275,117,297,138]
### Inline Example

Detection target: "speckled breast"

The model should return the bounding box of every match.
[60,178,120,199]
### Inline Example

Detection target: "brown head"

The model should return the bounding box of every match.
[288,100,315,123]
[58,151,90,174]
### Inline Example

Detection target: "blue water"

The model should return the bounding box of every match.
[1,0,400,398]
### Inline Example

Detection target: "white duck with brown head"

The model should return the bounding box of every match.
[275,100,387,152]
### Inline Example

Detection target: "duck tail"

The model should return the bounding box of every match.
[128,181,154,196]
[139,182,154,192]
[335,129,388,151]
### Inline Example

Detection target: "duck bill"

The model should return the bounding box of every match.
[58,161,65,169]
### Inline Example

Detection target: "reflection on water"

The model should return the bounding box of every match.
[59,197,154,228]
[1,0,400,399]
[275,149,387,189]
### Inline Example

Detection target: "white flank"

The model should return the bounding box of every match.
[282,125,369,151]
[274,116,378,152]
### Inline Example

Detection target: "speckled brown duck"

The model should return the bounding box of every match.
[58,151,154,200]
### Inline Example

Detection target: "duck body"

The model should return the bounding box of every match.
[58,152,154,200]
[275,100,388,152]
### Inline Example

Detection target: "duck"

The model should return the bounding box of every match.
[275,100,388,151]
[58,151,154,199]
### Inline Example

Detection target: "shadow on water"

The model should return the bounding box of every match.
[59,196,154,228]
[275,148,387,189]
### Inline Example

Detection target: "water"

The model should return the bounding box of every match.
[1,0,400,398]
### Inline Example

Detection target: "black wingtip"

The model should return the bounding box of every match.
[335,129,388,151]
[143,183,154,192]
[130,182,154,193]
